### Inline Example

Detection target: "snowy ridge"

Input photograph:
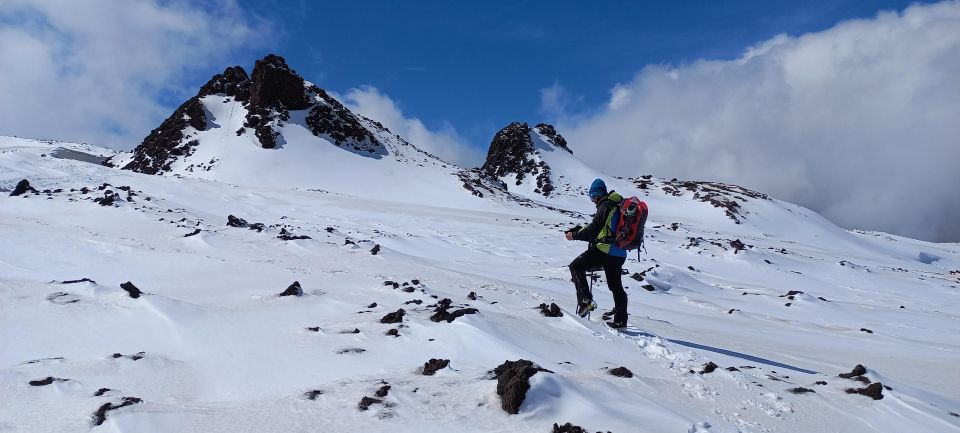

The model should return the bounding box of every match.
[2,136,959,433]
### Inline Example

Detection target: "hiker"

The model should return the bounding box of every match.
[565,178,628,328]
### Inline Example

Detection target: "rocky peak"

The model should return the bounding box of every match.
[534,123,572,154]
[481,122,557,196]
[118,54,386,174]
[247,54,311,111]
[198,66,249,99]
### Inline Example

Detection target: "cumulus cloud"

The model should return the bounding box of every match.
[554,1,960,242]
[0,0,265,149]
[341,85,484,167]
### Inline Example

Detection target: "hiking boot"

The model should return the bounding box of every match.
[606,320,627,329]
[577,300,597,318]
[601,309,615,320]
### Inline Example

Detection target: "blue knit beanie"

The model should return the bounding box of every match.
[588,178,607,198]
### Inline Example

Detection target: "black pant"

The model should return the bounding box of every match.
[569,247,628,322]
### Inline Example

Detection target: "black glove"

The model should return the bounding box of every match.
[565,225,583,234]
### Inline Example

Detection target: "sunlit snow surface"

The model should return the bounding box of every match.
[1,135,958,433]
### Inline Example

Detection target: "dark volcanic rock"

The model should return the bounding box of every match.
[198,66,250,99]
[492,359,552,414]
[839,364,867,379]
[380,309,405,324]
[700,362,719,374]
[467,291,478,300]
[304,390,324,400]
[184,228,201,237]
[10,179,38,196]
[91,397,142,426]
[120,281,142,299]
[374,384,391,398]
[609,366,634,378]
[481,122,557,196]
[61,278,96,284]
[430,298,479,323]
[553,422,590,433]
[538,302,563,317]
[370,244,381,255]
[421,358,450,376]
[247,54,311,111]
[277,228,311,240]
[385,328,399,337]
[358,396,382,411]
[534,123,572,153]
[788,387,816,394]
[94,388,112,396]
[29,377,65,386]
[846,382,884,400]
[226,215,249,228]
[119,96,206,174]
[279,281,303,297]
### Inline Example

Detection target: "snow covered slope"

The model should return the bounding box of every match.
[2,134,959,433]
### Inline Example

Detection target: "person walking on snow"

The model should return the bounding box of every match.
[565,178,629,329]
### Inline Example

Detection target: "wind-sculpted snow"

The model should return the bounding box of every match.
[1,137,959,433]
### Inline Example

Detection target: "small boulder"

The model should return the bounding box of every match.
[538,302,563,317]
[304,390,323,400]
[839,364,867,379]
[91,397,142,426]
[422,358,450,376]
[120,281,142,298]
[380,309,405,324]
[226,215,249,228]
[609,366,633,378]
[279,281,303,297]
[845,382,884,400]
[10,179,38,196]
[358,396,382,411]
[553,423,589,433]
[700,362,718,374]
[370,244,381,255]
[788,387,816,394]
[492,359,552,414]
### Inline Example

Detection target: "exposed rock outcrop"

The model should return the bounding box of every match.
[480,122,568,197]
[492,359,552,414]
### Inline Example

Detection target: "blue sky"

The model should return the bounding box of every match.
[222,0,934,149]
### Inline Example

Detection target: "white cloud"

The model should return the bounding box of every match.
[555,1,960,242]
[0,0,265,149]
[341,85,484,167]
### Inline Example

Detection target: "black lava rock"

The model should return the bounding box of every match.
[839,364,867,379]
[358,396,382,411]
[845,382,884,400]
[10,179,38,196]
[538,302,563,317]
[492,359,552,414]
[380,309,405,324]
[370,244,381,255]
[422,358,450,376]
[304,390,323,400]
[279,281,303,297]
[91,397,142,426]
[609,366,634,378]
[120,281,142,299]
[430,298,479,323]
[226,215,249,228]
[700,362,719,374]
[788,387,816,394]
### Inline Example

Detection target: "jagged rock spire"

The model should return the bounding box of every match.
[481,122,570,196]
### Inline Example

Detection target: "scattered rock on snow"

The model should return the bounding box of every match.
[380,309,406,324]
[430,298,479,323]
[10,179,38,196]
[120,281,142,298]
[839,364,867,379]
[278,281,303,297]
[336,348,366,354]
[61,278,96,284]
[226,215,249,228]
[860,328,874,334]
[421,358,450,376]
[538,302,563,317]
[29,377,67,386]
[375,384,391,398]
[184,229,201,237]
[94,388,112,396]
[385,328,399,337]
[304,390,324,400]
[552,422,590,433]
[609,366,633,378]
[370,244,381,255]
[358,396,382,411]
[698,362,719,374]
[788,387,816,394]
[845,382,884,400]
[492,359,553,414]
[467,291,478,300]
[816,381,828,385]
[91,397,142,426]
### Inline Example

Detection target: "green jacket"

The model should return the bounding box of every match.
[573,191,627,257]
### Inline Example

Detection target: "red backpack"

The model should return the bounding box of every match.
[614,197,648,254]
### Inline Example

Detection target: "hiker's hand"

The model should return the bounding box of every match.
[565,231,574,241]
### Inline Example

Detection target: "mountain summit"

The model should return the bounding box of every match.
[115,54,385,175]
